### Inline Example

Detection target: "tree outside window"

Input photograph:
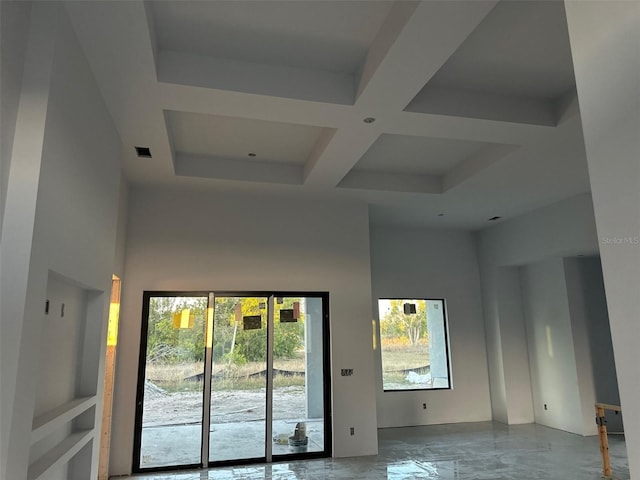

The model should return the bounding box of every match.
[378,298,451,391]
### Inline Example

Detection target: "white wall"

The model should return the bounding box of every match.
[369,227,492,428]
[0,4,123,478]
[28,273,90,480]
[109,188,377,475]
[520,257,591,435]
[564,256,622,433]
[113,178,129,278]
[565,2,640,475]
[476,193,599,426]
[0,0,31,235]
[494,267,534,424]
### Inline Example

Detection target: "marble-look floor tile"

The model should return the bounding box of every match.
[122,422,629,479]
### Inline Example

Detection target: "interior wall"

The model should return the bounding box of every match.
[475,193,599,425]
[520,257,588,435]
[0,4,123,478]
[113,177,129,278]
[565,1,640,474]
[495,267,534,424]
[109,187,378,475]
[564,257,622,433]
[28,273,90,480]
[0,0,31,235]
[369,227,492,428]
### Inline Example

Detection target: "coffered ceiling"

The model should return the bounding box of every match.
[64,0,591,230]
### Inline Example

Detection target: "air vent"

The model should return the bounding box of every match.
[488,216,502,221]
[135,146,152,158]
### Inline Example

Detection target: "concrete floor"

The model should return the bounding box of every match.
[140,419,325,468]
[127,421,629,479]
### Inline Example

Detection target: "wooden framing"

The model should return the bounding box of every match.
[595,402,623,479]
[98,276,121,480]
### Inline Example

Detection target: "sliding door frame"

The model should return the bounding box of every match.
[133,291,210,474]
[133,290,332,474]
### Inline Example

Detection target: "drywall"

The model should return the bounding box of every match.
[370,227,492,428]
[475,193,599,426]
[109,188,377,475]
[495,267,534,424]
[28,273,89,480]
[565,1,640,475]
[34,274,88,418]
[564,257,622,433]
[0,0,31,235]
[0,4,122,478]
[520,257,586,435]
[113,177,129,278]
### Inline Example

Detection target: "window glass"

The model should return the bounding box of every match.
[378,299,451,391]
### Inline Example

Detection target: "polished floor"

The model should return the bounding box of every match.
[124,422,629,480]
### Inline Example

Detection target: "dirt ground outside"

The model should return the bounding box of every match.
[142,383,306,427]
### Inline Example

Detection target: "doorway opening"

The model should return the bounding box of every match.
[133,291,331,473]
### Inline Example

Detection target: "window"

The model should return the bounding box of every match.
[378,298,451,391]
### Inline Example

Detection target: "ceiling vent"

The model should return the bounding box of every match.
[135,146,152,158]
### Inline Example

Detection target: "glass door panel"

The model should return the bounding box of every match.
[137,295,208,469]
[272,296,326,456]
[209,296,268,463]
[136,291,330,473]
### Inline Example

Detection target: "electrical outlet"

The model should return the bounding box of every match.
[544,404,548,410]
[350,427,355,436]
[422,403,427,410]
[341,368,353,376]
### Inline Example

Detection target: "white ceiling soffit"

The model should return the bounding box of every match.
[166,110,329,185]
[340,134,518,194]
[64,0,591,230]
[406,0,576,126]
[152,0,395,105]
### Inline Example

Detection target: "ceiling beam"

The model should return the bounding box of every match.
[302,0,499,188]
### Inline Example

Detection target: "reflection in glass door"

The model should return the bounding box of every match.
[134,292,331,473]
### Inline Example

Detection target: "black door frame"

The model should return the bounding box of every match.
[133,290,332,474]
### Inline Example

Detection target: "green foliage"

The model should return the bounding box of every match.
[221,349,247,366]
[235,320,301,361]
[145,295,306,366]
[274,322,302,359]
[379,299,428,346]
[146,296,207,363]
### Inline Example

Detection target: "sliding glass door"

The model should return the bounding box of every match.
[133,291,330,473]
[208,295,268,463]
[271,296,326,457]
[135,294,208,469]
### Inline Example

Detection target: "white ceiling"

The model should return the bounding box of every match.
[64,0,591,231]
[166,111,324,165]
[424,0,576,99]
[351,134,491,176]
[152,1,395,74]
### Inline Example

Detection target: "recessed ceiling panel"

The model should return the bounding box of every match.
[151,1,394,74]
[166,111,323,165]
[418,0,575,100]
[351,134,489,176]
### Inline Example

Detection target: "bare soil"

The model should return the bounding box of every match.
[142,384,306,427]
